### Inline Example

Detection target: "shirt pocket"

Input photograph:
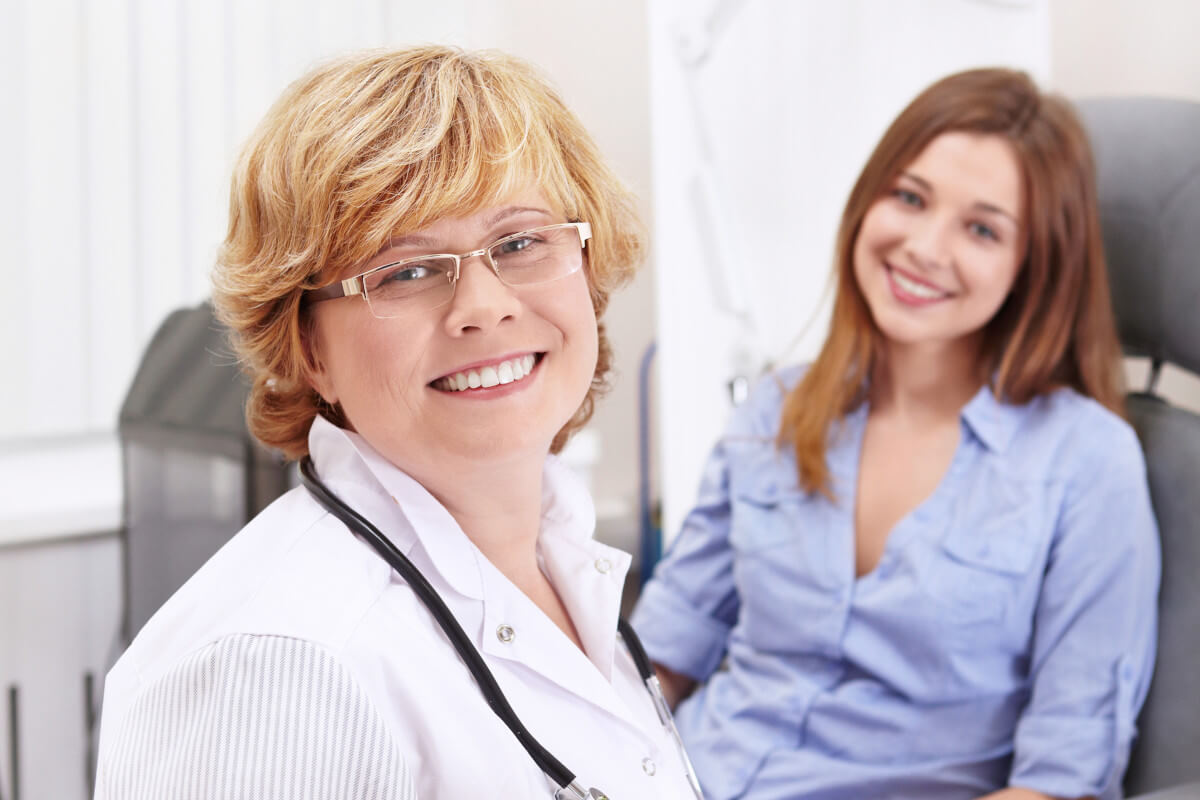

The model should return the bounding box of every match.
[923,515,1039,626]
[729,463,846,656]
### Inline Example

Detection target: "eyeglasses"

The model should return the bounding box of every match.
[304,222,591,319]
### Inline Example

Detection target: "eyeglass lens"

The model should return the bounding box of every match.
[362,224,585,318]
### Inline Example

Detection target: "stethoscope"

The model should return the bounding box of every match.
[299,457,705,800]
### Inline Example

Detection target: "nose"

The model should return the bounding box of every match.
[905,212,954,272]
[441,253,520,335]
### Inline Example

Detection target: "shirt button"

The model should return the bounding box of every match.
[594,558,612,574]
[641,757,656,776]
[496,624,515,644]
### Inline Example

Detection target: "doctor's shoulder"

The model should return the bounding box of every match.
[95,486,416,798]
[94,631,418,799]
[118,484,392,668]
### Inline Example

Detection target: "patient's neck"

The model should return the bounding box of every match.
[872,336,986,424]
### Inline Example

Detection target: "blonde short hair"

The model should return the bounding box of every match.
[213,46,644,459]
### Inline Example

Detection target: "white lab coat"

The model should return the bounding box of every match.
[96,416,697,799]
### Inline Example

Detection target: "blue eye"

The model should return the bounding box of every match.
[383,264,436,283]
[495,235,538,255]
[365,260,451,295]
[968,221,999,241]
[892,188,923,208]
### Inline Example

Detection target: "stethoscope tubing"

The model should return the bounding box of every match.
[298,457,579,791]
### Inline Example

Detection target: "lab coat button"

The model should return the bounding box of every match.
[496,624,515,644]
[641,757,656,776]
[594,558,612,574]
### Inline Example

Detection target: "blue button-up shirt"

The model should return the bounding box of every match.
[632,367,1160,800]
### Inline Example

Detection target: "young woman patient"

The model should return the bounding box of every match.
[632,68,1160,800]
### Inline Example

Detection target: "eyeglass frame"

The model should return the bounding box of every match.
[303,221,592,314]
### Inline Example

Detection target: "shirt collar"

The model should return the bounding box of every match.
[824,382,1028,478]
[825,401,869,486]
[960,383,1029,453]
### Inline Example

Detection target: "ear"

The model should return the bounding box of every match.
[300,311,339,405]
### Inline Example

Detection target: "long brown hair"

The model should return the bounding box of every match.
[779,68,1125,496]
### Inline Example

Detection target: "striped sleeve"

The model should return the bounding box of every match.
[95,634,416,800]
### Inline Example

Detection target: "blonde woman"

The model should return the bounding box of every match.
[95,47,701,800]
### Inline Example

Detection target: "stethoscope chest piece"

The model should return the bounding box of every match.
[554,783,609,800]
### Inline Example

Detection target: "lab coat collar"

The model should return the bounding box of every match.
[307,416,624,610]
[473,526,644,740]
[536,527,631,679]
[309,417,489,602]
[476,526,635,687]
[308,418,643,727]
[306,417,424,557]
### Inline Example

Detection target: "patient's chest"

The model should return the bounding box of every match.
[853,413,962,578]
[725,432,1056,699]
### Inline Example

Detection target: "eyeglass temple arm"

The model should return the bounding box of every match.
[304,278,361,305]
[576,222,592,248]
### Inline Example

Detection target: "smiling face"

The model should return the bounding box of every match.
[305,188,599,477]
[852,131,1027,359]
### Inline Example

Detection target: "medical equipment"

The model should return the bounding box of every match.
[299,457,705,800]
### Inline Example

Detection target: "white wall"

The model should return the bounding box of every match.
[1050,0,1200,101]
[0,0,474,444]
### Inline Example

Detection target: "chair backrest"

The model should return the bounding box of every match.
[1077,96,1200,796]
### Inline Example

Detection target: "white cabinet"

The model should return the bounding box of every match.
[0,533,121,800]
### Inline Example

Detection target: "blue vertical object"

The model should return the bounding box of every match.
[638,341,661,587]
[7,685,18,800]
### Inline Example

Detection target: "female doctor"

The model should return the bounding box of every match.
[95,46,699,799]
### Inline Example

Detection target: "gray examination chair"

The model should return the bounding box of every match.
[1077,97,1200,800]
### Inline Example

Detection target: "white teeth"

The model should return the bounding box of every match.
[435,355,539,393]
[891,268,946,299]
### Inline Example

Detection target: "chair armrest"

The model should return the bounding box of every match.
[1127,782,1200,800]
